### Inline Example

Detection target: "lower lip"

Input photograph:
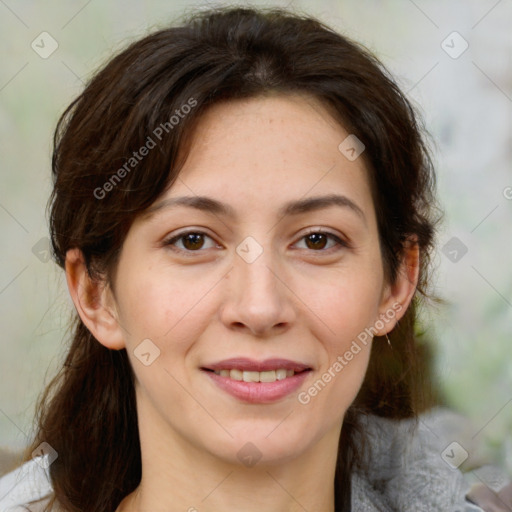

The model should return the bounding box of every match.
[203,370,311,403]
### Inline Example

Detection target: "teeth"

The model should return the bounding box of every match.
[213,369,297,382]
[276,369,287,380]
[259,370,276,382]
[230,369,243,381]
[243,371,260,383]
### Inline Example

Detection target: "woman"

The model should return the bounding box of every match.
[0,6,494,511]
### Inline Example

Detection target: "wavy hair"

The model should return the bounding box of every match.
[23,6,441,511]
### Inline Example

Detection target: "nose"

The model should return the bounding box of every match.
[219,247,297,337]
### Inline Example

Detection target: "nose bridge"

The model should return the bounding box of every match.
[239,254,276,296]
[221,236,294,335]
[235,237,281,304]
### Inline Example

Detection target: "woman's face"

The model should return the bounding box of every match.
[101,94,408,465]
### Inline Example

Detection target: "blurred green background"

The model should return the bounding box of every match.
[1,0,511,476]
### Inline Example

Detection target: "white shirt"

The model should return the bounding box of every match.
[0,455,52,511]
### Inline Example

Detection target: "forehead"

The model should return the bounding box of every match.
[158,94,375,222]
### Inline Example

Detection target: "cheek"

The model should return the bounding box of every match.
[298,264,381,398]
[306,264,383,342]
[118,268,211,412]
[116,266,205,340]
[299,282,376,421]
[320,285,376,381]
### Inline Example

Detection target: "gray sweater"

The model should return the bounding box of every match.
[350,413,484,511]
[0,412,487,511]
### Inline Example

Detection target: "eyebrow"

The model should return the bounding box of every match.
[143,193,366,224]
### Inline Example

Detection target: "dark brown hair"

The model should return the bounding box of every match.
[23,6,441,511]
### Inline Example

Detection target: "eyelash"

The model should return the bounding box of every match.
[163,228,349,256]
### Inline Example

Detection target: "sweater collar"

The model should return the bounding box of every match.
[349,413,474,511]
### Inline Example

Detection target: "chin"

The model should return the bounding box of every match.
[204,424,316,467]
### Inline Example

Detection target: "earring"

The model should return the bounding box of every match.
[385,333,392,349]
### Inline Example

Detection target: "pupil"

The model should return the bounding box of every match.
[184,233,204,250]
[306,233,327,250]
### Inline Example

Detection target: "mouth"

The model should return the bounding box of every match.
[201,358,312,403]
[202,368,307,383]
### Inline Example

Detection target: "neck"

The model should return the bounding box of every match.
[118,463,337,512]
[116,393,342,512]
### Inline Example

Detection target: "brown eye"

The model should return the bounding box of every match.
[295,231,345,252]
[304,232,328,250]
[165,231,217,253]
[181,233,205,250]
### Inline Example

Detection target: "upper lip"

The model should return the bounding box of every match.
[202,358,312,372]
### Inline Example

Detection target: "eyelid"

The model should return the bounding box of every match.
[163,227,350,255]
[295,227,350,251]
[163,229,220,254]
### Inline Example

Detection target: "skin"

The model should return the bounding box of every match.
[66,94,419,512]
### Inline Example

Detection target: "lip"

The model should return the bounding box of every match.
[203,370,311,403]
[202,358,312,372]
[201,358,312,404]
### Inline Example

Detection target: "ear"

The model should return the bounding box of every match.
[65,248,126,350]
[374,237,420,336]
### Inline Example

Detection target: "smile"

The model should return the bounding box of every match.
[201,358,312,403]
[212,369,296,382]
